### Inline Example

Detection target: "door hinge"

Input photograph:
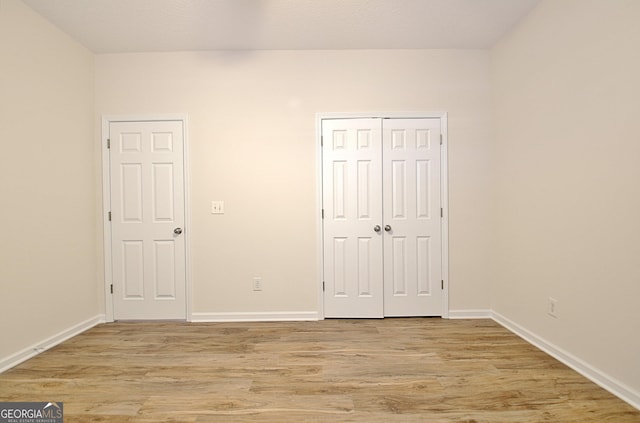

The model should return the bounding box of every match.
[322,281,325,292]
[107,138,111,149]
[321,209,324,219]
[108,211,112,221]
[320,135,323,147]
[440,134,443,145]
[441,280,444,290]
[110,284,113,294]
[440,208,443,218]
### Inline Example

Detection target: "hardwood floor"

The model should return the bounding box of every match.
[1,318,638,422]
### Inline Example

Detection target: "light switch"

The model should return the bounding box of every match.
[211,201,224,214]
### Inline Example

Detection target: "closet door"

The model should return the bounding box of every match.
[322,119,384,317]
[382,119,443,316]
[322,116,444,318]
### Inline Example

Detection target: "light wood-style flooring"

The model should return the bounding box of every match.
[1,318,638,422]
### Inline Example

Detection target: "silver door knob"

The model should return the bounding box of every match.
[174,227,183,235]
[374,225,381,232]
[384,225,392,232]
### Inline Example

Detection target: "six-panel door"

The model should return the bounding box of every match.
[322,119,384,317]
[109,121,187,320]
[322,118,443,317]
[382,119,442,316]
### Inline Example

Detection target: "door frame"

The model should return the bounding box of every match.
[316,112,449,319]
[101,114,192,322]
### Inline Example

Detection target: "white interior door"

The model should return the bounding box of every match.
[322,117,444,318]
[322,119,384,317]
[382,119,442,316]
[109,120,186,320]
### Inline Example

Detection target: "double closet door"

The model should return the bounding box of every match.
[322,117,443,318]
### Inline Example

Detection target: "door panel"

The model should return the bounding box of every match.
[322,119,383,318]
[110,120,186,320]
[383,119,442,316]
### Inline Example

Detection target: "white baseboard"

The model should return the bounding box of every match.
[0,314,105,373]
[491,311,640,411]
[190,311,320,322]
[448,309,492,319]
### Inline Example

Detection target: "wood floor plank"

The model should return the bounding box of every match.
[0,318,638,422]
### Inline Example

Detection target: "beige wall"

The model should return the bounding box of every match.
[95,49,493,315]
[0,0,96,360]
[491,0,640,394]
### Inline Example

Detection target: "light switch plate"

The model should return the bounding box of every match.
[211,201,224,214]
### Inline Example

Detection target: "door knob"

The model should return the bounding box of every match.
[374,225,381,232]
[174,227,183,235]
[384,225,392,232]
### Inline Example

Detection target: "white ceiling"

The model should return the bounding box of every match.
[23,0,539,53]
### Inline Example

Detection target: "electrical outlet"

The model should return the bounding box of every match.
[548,297,558,318]
[211,201,225,214]
[253,277,262,291]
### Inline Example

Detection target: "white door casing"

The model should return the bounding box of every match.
[321,115,447,318]
[104,119,188,320]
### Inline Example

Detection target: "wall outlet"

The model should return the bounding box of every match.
[548,297,558,318]
[211,201,225,214]
[253,277,262,291]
